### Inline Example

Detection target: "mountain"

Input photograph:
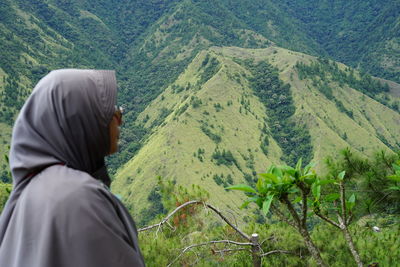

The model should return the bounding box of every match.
[111,46,400,225]
[0,0,318,178]
[1,0,399,188]
[279,0,400,83]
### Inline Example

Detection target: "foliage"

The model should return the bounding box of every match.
[212,149,238,167]
[295,58,396,114]
[200,124,222,144]
[312,222,400,267]
[244,60,313,166]
[282,0,400,83]
[227,159,328,266]
[325,148,400,214]
[0,182,12,213]
[198,55,221,86]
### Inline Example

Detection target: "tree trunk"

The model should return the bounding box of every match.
[342,226,363,267]
[251,233,261,267]
[299,228,327,267]
[282,196,327,267]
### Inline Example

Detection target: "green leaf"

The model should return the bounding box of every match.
[338,171,346,181]
[312,182,321,200]
[259,173,278,184]
[346,194,356,211]
[256,177,267,194]
[325,193,340,202]
[271,166,283,178]
[262,195,274,215]
[284,168,297,177]
[255,197,263,209]
[296,158,303,172]
[226,184,257,194]
[293,196,302,203]
[304,161,316,174]
[303,174,316,185]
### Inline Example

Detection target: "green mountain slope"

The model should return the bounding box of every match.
[2,0,399,177]
[111,46,400,225]
[280,0,400,82]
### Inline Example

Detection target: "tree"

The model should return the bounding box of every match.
[228,159,327,266]
[312,171,363,266]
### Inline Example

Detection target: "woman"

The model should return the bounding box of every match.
[0,69,145,266]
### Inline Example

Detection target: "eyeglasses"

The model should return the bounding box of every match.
[114,105,124,126]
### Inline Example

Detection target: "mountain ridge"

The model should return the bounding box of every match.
[111,45,400,225]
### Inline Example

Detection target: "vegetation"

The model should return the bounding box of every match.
[133,149,400,266]
[228,160,328,266]
[200,124,222,144]
[295,58,397,114]
[1,0,399,176]
[212,149,237,167]
[325,148,400,214]
[228,152,400,266]
[0,182,12,212]
[244,60,313,166]
[282,0,400,83]
[1,2,400,265]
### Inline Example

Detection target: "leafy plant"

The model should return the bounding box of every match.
[227,159,327,266]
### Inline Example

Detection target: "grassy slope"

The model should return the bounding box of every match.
[112,50,283,218]
[215,46,400,161]
[112,46,400,223]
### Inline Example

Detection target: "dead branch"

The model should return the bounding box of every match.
[213,248,248,254]
[203,202,250,240]
[139,200,199,232]
[139,200,251,241]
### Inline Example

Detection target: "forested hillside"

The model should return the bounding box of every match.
[279,0,400,83]
[112,46,400,226]
[1,0,398,178]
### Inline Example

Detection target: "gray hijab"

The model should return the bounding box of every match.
[0,69,145,266]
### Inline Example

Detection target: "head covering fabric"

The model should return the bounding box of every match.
[10,69,116,186]
[0,69,145,267]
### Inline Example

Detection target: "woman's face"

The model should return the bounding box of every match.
[108,110,122,155]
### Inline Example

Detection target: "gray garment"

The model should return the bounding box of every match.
[0,69,145,267]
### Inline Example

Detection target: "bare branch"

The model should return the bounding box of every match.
[167,240,253,267]
[315,212,340,228]
[139,200,251,241]
[213,248,248,254]
[346,214,353,226]
[339,181,347,223]
[203,202,250,241]
[260,250,301,258]
[224,209,239,228]
[139,200,199,232]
